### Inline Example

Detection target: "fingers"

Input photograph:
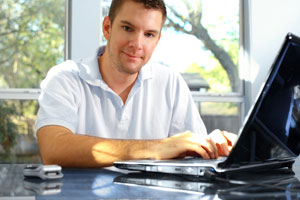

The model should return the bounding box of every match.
[205,137,218,159]
[199,138,216,159]
[190,145,210,159]
[184,134,218,159]
[209,129,227,143]
[209,129,237,156]
[221,131,237,146]
[218,143,230,156]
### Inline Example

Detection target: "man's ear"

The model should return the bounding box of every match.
[102,16,111,40]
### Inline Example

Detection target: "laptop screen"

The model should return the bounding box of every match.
[224,33,300,167]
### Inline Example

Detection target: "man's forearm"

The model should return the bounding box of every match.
[37,126,159,168]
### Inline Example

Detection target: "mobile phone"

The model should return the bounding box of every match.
[23,164,63,180]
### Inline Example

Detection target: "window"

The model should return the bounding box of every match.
[0,0,66,163]
[101,0,243,133]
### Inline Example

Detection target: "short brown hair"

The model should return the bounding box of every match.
[108,0,167,25]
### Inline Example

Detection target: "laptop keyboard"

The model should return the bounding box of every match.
[154,156,226,164]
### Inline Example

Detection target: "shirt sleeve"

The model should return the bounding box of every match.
[35,64,81,134]
[168,72,207,136]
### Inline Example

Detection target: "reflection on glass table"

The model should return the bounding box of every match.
[23,178,62,195]
[113,169,300,199]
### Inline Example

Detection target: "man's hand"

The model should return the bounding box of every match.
[209,129,237,156]
[149,130,237,160]
[148,131,219,160]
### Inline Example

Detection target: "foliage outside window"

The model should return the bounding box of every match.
[0,0,65,88]
[0,0,65,162]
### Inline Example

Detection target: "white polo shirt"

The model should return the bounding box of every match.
[35,47,207,139]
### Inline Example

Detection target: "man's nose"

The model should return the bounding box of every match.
[128,33,143,50]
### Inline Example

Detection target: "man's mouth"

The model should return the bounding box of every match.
[123,52,142,59]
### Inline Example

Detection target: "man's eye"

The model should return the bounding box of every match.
[145,33,154,38]
[123,26,132,32]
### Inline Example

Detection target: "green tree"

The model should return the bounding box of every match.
[166,0,239,92]
[186,62,231,93]
[0,101,19,156]
[0,0,65,88]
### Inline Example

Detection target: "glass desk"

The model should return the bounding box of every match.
[1,157,300,199]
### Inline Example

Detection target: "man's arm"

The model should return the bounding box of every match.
[37,125,222,168]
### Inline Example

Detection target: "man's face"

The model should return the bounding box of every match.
[103,1,163,75]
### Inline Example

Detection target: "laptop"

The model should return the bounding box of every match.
[114,33,300,177]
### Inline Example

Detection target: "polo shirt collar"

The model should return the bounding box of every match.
[139,62,153,81]
[78,55,103,87]
[78,46,153,88]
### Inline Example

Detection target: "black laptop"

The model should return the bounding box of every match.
[114,33,300,176]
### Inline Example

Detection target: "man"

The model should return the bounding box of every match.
[36,0,235,168]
